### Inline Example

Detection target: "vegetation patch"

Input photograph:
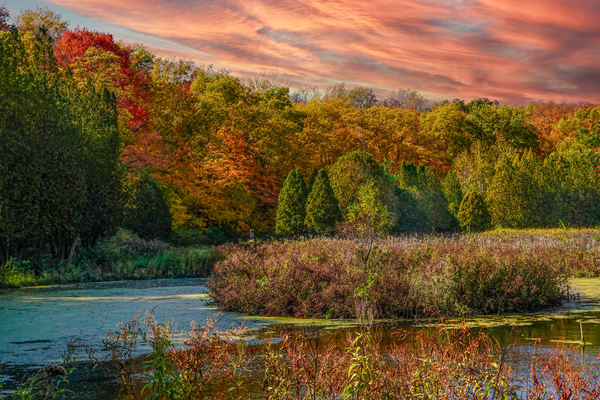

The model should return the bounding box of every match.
[208,234,581,319]
[0,229,224,288]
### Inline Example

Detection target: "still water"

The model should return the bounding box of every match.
[1,278,600,399]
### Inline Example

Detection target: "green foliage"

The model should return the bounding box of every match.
[345,180,392,235]
[452,140,500,198]
[305,169,343,233]
[468,102,539,150]
[457,190,490,232]
[125,171,172,241]
[275,168,308,234]
[0,29,123,263]
[486,152,541,229]
[396,161,419,189]
[417,166,455,231]
[394,187,429,232]
[307,168,318,191]
[442,171,463,217]
[329,150,386,216]
[419,104,476,159]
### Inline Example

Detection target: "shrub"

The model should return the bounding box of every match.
[209,235,569,319]
[0,258,38,287]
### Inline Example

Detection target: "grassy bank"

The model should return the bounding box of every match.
[0,229,224,289]
[209,232,600,319]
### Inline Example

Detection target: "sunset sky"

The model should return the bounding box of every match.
[4,0,600,104]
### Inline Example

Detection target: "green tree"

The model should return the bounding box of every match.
[15,6,69,43]
[486,152,540,229]
[417,166,454,231]
[328,150,385,215]
[457,190,490,232]
[344,180,392,235]
[304,169,342,233]
[0,29,124,261]
[307,168,318,191]
[275,168,308,234]
[397,161,418,189]
[125,171,172,240]
[419,104,477,160]
[442,171,463,217]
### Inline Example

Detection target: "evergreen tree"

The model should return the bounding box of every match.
[397,161,418,189]
[308,168,318,191]
[457,190,490,232]
[417,166,455,231]
[394,187,428,232]
[305,169,342,233]
[442,171,463,217]
[125,171,172,240]
[486,152,538,229]
[275,168,308,234]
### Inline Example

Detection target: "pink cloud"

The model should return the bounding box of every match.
[44,0,600,103]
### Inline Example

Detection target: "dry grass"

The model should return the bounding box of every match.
[208,233,594,319]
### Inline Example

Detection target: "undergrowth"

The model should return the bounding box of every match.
[0,229,224,288]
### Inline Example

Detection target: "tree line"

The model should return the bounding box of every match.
[1,6,599,256]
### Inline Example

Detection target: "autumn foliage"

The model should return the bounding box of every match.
[2,7,600,246]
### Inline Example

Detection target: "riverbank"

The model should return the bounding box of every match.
[0,230,223,289]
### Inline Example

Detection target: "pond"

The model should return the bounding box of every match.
[1,278,600,399]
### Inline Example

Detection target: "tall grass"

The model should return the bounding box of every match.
[207,233,600,319]
[61,314,600,400]
[0,229,224,288]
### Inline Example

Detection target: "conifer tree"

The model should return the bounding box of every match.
[275,168,308,234]
[457,190,490,232]
[125,171,172,240]
[305,169,342,233]
[417,166,454,231]
[486,153,537,228]
[308,168,318,191]
[442,171,463,217]
[397,161,418,189]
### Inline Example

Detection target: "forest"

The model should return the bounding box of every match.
[1,6,600,265]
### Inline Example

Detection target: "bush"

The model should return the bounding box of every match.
[1,229,224,287]
[171,226,229,246]
[0,258,38,287]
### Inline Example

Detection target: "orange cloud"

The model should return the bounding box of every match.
[44,0,600,103]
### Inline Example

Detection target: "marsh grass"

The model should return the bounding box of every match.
[0,229,224,288]
[59,314,600,400]
[209,233,592,319]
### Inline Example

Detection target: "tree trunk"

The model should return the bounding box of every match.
[67,233,80,264]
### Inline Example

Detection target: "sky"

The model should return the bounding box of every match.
[3,0,600,104]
